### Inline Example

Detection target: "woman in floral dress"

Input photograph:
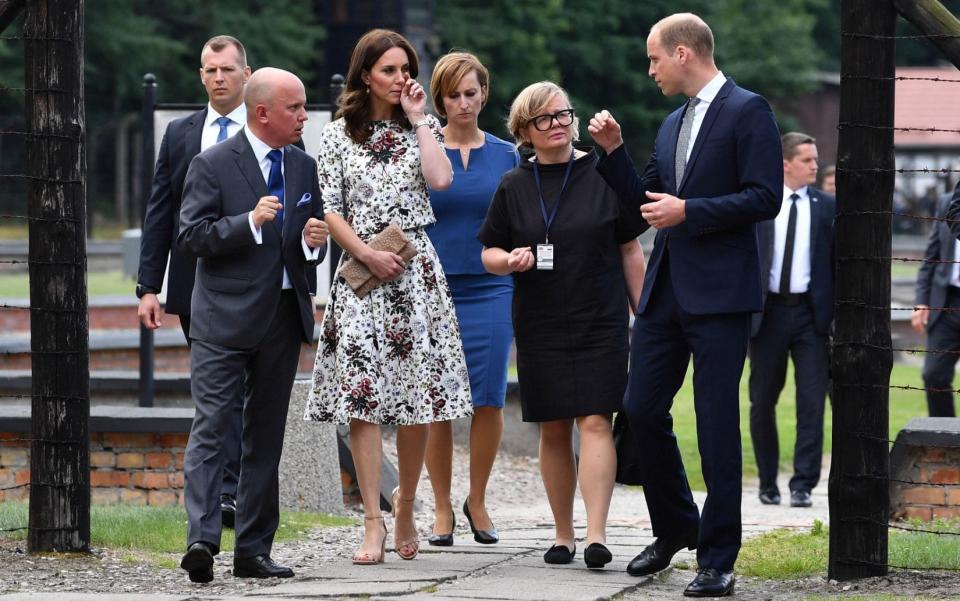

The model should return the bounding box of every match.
[304,29,473,564]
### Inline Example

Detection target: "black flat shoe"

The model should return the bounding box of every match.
[543,543,576,564]
[758,489,781,505]
[626,534,698,576]
[180,541,215,583]
[683,568,735,597]
[233,554,294,579]
[428,509,456,547]
[462,498,498,544]
[220,493,237,529]
[584,542,612,569]
[790,490,813,507]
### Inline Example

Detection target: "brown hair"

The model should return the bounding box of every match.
[652,13,714,59]
[338,29,419,144]
[506,81,580,149]
[781,131,817,160]
[430,51,489,118]
[201,35,247,67]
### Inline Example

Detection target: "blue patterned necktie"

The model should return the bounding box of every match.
[267,149,284,231]
[215,116,232,143]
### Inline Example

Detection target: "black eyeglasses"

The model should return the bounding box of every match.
[528,109,575,131]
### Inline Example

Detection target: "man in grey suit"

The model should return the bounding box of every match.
[137,34,252,529]
[176,67,328,582]
[914,183,960,418]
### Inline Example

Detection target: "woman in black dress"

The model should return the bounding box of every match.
[478,81,646,568]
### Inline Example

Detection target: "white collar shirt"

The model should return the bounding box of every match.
[200,103,246,152]
[769,185,813,294]
[684,70,727,162]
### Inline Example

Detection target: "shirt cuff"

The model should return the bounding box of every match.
[302,236,322,260]
[248,212,263,244]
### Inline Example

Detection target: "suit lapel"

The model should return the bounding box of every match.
[233,130,269,209]
[183,108,205,161]
[809,189,822,264]
[663,109,683,194]
[678,78,734,195]
[281,146,300,246]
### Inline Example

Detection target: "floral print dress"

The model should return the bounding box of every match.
[304,116,473,425]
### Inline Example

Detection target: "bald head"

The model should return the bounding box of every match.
[245,67,308,148]
[650,13,715,61]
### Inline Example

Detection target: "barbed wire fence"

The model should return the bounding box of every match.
[0,0,90,553]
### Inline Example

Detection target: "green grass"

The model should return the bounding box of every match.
[0,502,353,554]
[670,362,927,491]
[738,519,960,579]
[0,269,133,298]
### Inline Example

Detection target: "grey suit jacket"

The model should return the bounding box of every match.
[917,191,959,331]
[177,129,325,349]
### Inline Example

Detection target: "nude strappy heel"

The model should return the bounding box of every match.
[391,486,420,560]
[352,515,387,565]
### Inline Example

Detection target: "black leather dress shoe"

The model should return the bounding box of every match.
[180,541,215,583]
[543,543,576,564]
[790,490,813,507]
[220,494,237,529]
[233,554,294,578]
[759,489,781,505]
[683,568,735,597]
[626,534,697,576]
[428,510,456,546]
[583,542,612,569]
[462,499,498,544]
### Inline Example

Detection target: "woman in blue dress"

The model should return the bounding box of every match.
[424,52,518,547]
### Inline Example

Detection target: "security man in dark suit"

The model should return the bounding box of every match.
[176,67,327,582]
[136,35,252,528]
[914,183,960,418]
[589,12,782,597]
[749,132,836,509]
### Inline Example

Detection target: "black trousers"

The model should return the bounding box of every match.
[922,287,960,418]
[748,297,829,494]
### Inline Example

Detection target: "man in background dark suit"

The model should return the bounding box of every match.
[176,67,328,583]
[589,12,782,597]
[914,183,960,418]
[136,35,251,528]
[749,132,836,509]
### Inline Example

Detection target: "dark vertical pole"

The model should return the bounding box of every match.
[25,0,90,552]
[327,74,344,285]
[829,0,895,580]
[139,74,156,408]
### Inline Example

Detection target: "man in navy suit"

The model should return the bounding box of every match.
[136,35,252,528]
[589,13,782,597]
[914,183,960,418]
[749,132,835,509]
[176,68,327,582]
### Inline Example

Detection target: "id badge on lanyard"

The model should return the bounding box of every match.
[533,150,574,271]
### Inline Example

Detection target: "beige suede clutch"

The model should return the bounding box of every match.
[340,223,418,299]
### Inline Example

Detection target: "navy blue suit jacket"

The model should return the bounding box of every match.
[920,190,960,331]
[753,187,836,336]
[597,78,783,315]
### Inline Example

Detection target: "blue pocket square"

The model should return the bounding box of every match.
[296,193,312,207]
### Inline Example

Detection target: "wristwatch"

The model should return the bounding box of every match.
[135,283,159,299]
[413,117,430,130]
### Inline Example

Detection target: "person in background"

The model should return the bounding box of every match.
[913,182,960,418]
[304,29,473,565]
[424,51,518,547]
[136,35,252,530]
[818,164,836,196]
[478,81,646,570]
[749,132,835,509]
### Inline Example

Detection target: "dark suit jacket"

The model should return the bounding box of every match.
[138,109,311,316]
[919,189,960,331]
[176,130,324,349]
[597,77,783,315]
[752,187,836,336]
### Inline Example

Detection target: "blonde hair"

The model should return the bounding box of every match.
[506,81,580,149]
[430,51,489,118]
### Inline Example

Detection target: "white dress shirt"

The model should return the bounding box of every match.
[684,71,727,163]
[950,239,960,288]
[244,128,321,290]
[769,185,812,294]
[200,103,246,152]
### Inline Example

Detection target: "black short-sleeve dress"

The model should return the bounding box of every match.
[477,148,645,422]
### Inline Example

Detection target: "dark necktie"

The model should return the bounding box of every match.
[779,193,800,294]
[674,97,701,185]
[215,116,232,143]
[267,149,284,231]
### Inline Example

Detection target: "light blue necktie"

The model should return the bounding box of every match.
[267,149,284,231]
[215,116,232,143]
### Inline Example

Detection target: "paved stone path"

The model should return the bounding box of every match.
[0,485,830,600]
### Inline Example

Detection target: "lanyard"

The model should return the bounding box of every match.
[533,150,575,244]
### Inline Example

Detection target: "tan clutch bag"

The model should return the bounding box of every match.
[340,223,418,299]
